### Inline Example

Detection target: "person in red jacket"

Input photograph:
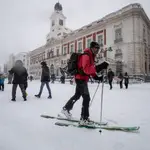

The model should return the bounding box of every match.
[61,41,106,124]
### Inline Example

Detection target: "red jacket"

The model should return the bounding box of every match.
[75,48,96,81]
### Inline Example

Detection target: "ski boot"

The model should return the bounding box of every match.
[61,107,72,119]
[79,118,94,126]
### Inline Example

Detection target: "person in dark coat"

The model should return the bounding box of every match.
[118,73,124,89]
[107,68,114,90]
[124,72,129,89]
[9,60,28,101]
[35,61,52,99]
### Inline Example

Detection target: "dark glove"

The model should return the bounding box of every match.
[93,75,103,82]
[96,61,109,73]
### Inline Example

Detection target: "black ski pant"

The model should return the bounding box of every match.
[108,79,113,89]
[0,84,4,91]
[64,79,90,120]
[12,84,26,99]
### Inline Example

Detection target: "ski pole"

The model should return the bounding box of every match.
[99,75,104,133]
[89,81,100,107]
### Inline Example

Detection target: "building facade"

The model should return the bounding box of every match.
[6,54,15,72]
[29,3,150,79]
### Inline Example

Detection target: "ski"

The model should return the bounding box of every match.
[55,122,140,132]
[100,126,140,132]
[55,122,100,129]
[40,114,107,126]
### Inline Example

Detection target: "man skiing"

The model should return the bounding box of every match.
[10,60,28,101]
[35,61,52,99]
[61,41,108,125]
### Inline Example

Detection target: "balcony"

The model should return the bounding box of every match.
[70,51,74,55]
[114,38,123,43]
[63,53,67,56]
[115,53,123,58]
[78,49,82,53]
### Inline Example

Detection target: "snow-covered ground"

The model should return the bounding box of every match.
[0,80,150,150]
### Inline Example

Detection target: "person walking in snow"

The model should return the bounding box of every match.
[107,68,114,90]
[61,41,109,125]
[124,72,129,89]
[35,61,52,99]
[10,60,28,101]
[118,72,123,89]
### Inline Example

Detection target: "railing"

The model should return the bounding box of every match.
[114,38,123,43]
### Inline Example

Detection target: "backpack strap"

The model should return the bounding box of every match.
[78,52,93,76]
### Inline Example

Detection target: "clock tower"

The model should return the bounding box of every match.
[47,2,71,41]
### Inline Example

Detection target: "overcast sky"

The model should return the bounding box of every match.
[0,0,150,65]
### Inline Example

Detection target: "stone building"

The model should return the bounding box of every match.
[29,3,150,78]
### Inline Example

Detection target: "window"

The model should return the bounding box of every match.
[78,42,82,53]
[143,25,146,42]
[57,33,61,36]
[87,38,92,48]
[70,45,74,53]
[115,28,122,43]
[116,61,123,75]
[97,35,103,47]
[115,49,123,60]
[59,19,63,26]
[64,60,67,64]
[63,47,67,54]
[57,49,59,56]
[51,50,54,58]
[52,20,55,26]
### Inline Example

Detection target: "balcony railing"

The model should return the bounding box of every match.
[114,38,123,43]
[63,53,67,56]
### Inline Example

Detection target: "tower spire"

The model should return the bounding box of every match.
[54,2,62,11]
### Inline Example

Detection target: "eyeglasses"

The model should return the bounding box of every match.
[95,46,100,49]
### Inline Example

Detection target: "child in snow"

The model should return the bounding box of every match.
[0,74,5,91]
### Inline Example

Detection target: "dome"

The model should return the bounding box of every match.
[54,2,62,11]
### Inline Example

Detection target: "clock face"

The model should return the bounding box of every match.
[59,19,63,26]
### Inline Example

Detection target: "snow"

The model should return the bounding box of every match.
[0,80,150,150]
